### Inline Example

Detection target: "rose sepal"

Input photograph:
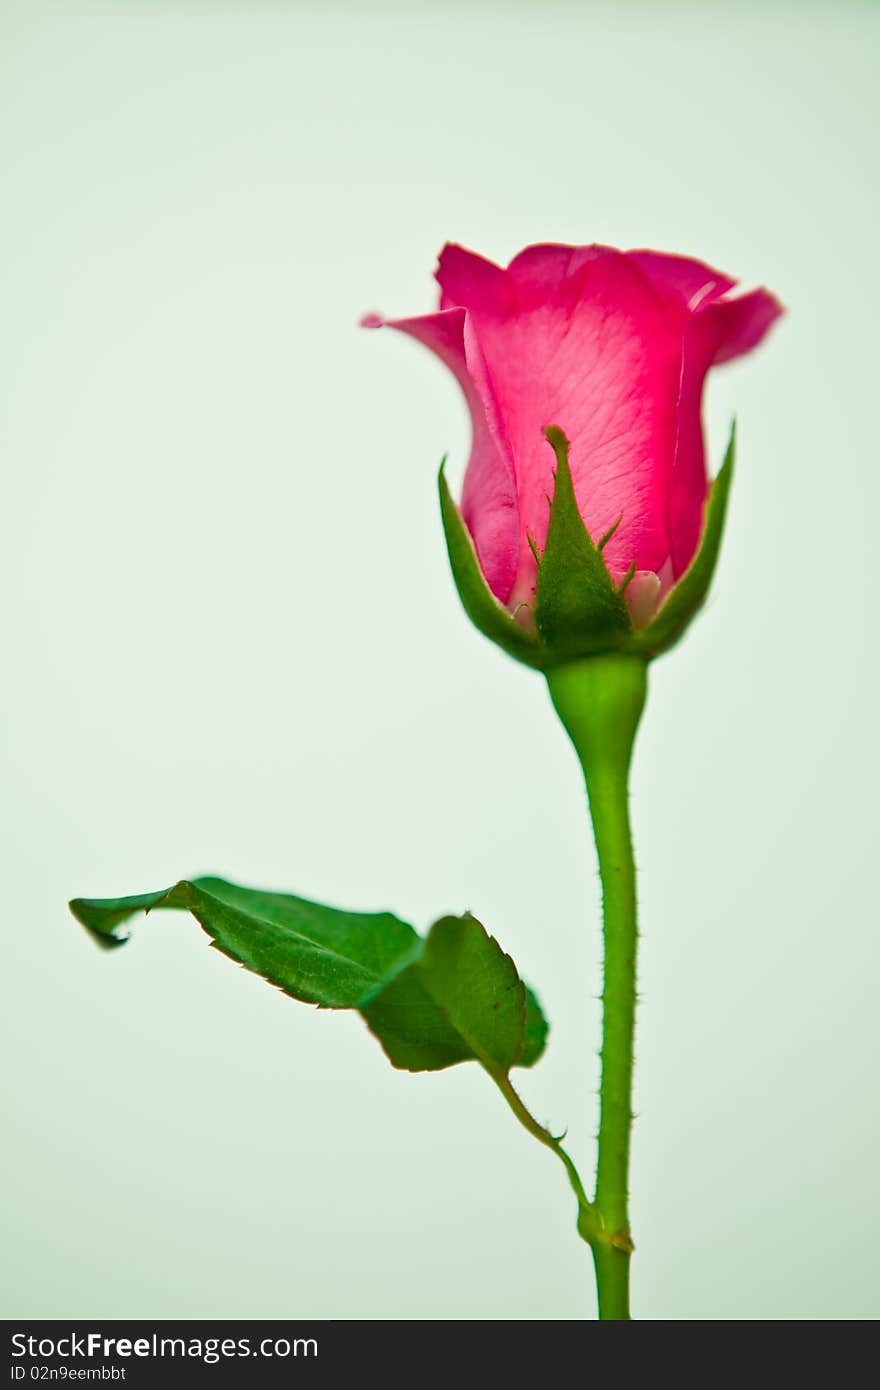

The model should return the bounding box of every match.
[438,430,632,671]
[439,460,548,669]
[628,421,735,658]
[439,423,735,668]
[533,426,635,657]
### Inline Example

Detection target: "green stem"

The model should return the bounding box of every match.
[546,653,647,1322]
[492,1070,601,1247]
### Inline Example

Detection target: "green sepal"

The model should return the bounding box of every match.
[534,427,634,655]
[438,462,546,670]
[632,421,736,658]
[438,423,737,670]
[69,878,548,1076]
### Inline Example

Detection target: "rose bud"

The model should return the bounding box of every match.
[364,243,782,666]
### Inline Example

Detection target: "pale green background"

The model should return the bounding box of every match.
[2,0,877,1321]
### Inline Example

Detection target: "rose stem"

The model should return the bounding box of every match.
[546,653,647,1321]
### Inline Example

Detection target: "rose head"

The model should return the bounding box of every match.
[364,242,782,666]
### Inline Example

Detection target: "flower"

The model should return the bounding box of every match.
[364,243,782,653]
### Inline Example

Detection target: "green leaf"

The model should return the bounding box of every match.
[69,878,548,1075]
[419,914,527,1075]
[361,923,550,1073]
[535,428,633,655]
[438,463,545,670]
[521,986,551,1068]
[634,421,735,658]
[72,876,419,1008]
[360,961,475,1071]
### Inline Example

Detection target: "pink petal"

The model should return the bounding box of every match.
[435,243,513,315]
[505,243,611,300]
[624,570,663,628]
[364,305,520,602]
[454,246,685,604]
[710,287,785,364]
[668,285,784,576]
[626,250,736,311]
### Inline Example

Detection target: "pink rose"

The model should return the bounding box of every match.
[364,243,782,631]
